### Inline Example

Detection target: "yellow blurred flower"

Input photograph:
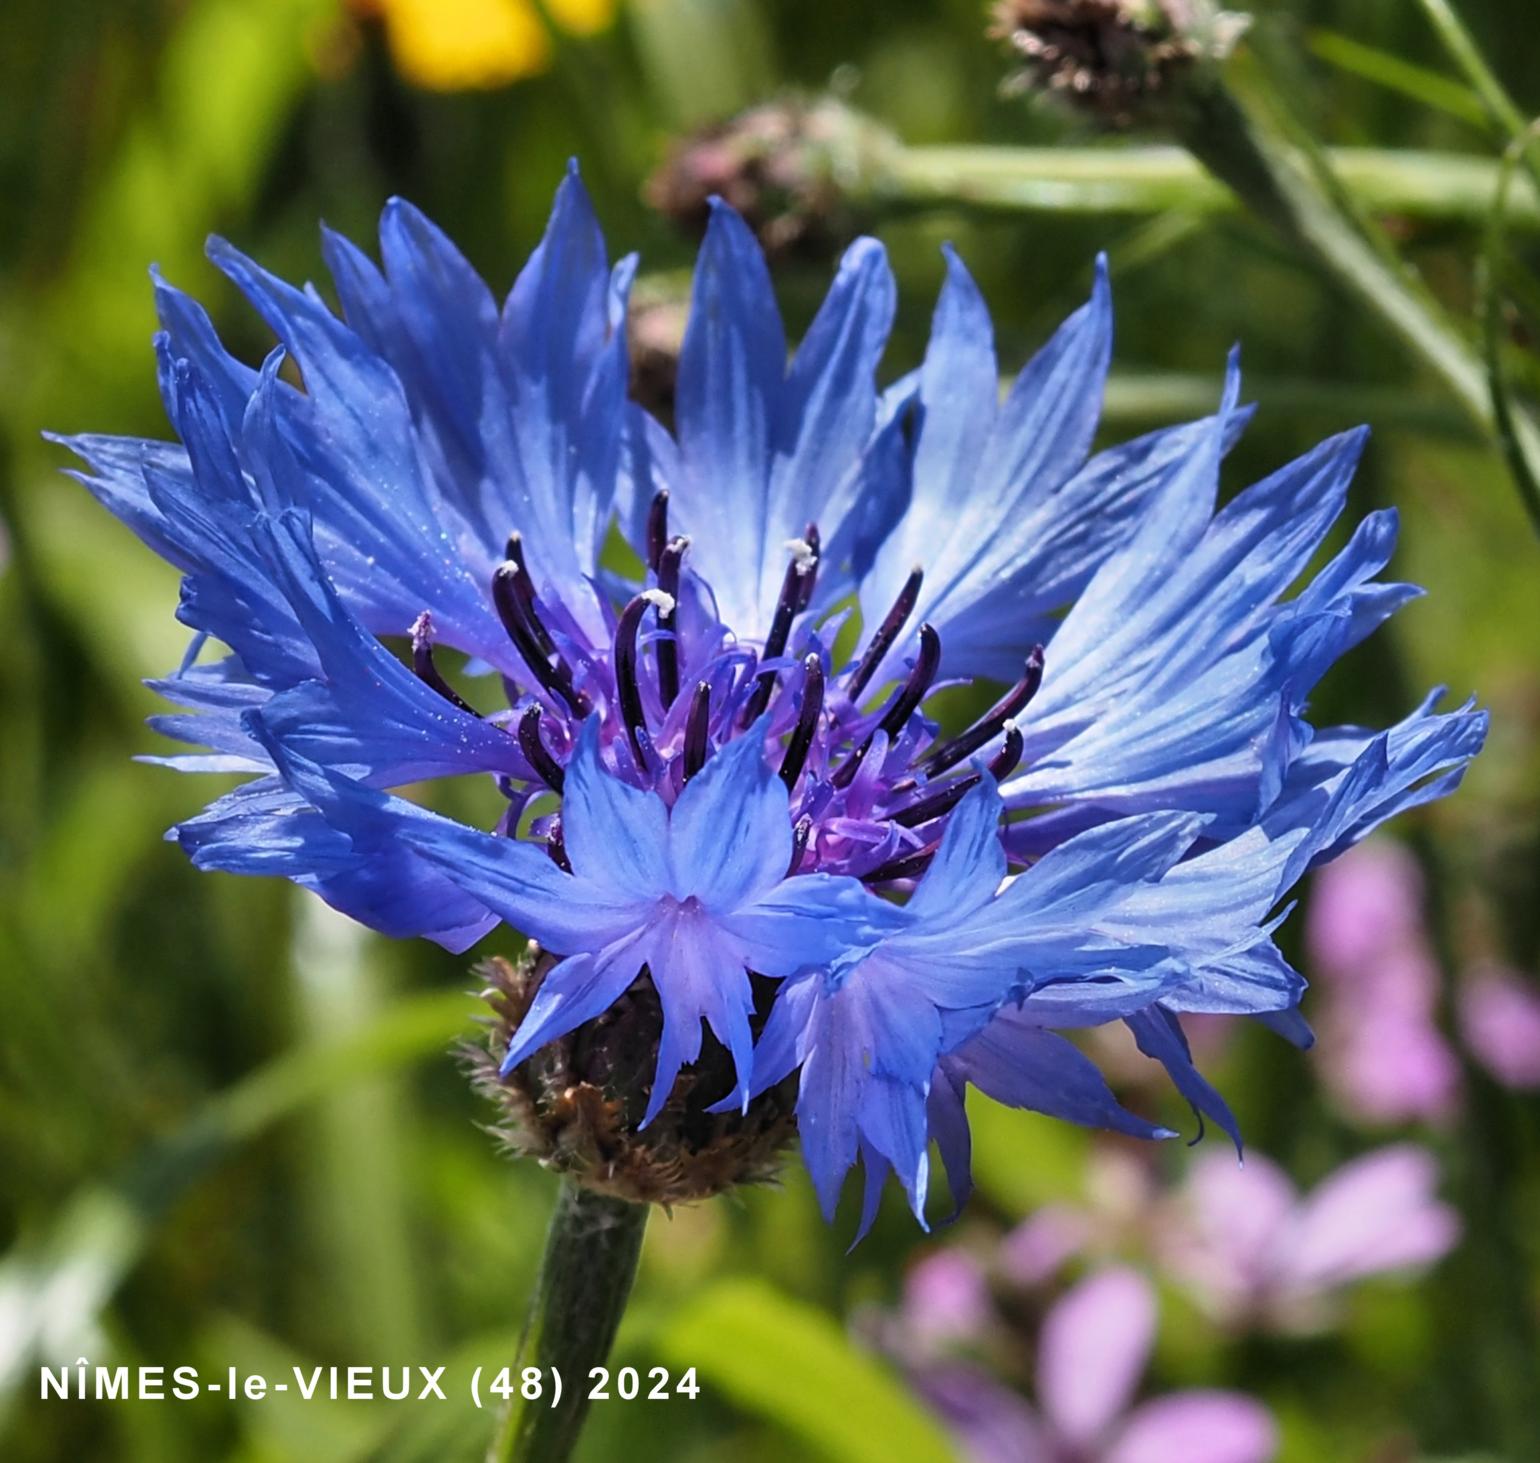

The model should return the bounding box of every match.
[354,0,615,92]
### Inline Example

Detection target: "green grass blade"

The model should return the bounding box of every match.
[1307,28,1487,128]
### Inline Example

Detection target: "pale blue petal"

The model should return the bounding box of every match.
[561,718,669,902]
[666,715,791,908]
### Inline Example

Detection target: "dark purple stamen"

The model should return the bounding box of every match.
[410,614,478,716]
[683,681,711,780]
[779,654,824,789]
[794,523,821,611]
[502,533,557,659]
[988,722,1026,781]
[742,536,820,725]
[832,623,941,790]
[646,489,670,573]
[920,646,1044,778]
[890,724,1025,828]
[878,623,941,738]
[845,565,923,705]
[787,814,813,877]
[614,594,655,770]
[516,704,566,792]
[865,843,937,884]
[655,536,687,709]
[492,562,589,719]
[546,817,573,873]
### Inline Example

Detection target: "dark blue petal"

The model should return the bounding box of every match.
[904,774,1007,924]
[718,872,900,977]
[175,776,497,951]
[1125,1005,1242,1153]
[638,920,756,1127]
[500,945,648,1074]
[208,235,513,662]
[249,510,531,785]
[948,1009,1175,1141]
[252,720,645,953]
[926,1068,974,1217]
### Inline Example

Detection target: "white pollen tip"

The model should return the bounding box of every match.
[784,536,817,572]
[641,588,676,615]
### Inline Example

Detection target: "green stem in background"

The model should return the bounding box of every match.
[489,1183,649,1463]
[1479,124,1540,535]
[1149,43,1540,538]
[1163,60,1497,427]
[1417,0,1540,195]
[875,142,1540,230]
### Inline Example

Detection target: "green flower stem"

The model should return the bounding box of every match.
[489,1182,650,1463]
[872,143,1540,230]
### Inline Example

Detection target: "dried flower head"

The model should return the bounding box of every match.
[645,97,894,261]
[989,0,1244,125]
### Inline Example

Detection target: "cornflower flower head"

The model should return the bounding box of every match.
[53,165,1485,1224]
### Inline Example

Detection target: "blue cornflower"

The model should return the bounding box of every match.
[54,165,1485,1222]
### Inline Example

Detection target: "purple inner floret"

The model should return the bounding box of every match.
[419,478,1044,889]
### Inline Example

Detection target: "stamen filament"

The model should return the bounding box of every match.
[742,534,820,725]
[614,595,655,770]
[890,723,1024,828]
[683,681,711,780]
[779,654,825,789]
[787,814,813,877]
[546,817,573,873]
[492,563,590,719]
[410,613,479,716]
[845,565,923,704]
[865,843,937,884]
[920,645,1044,777]
[794,523,821,612]
[655,536,687,709]
[833,623,941,789]
[646,489,670,573]
[503,534,558,659]
[517,704,567,791]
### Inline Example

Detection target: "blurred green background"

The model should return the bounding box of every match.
[2,1,1538,1459]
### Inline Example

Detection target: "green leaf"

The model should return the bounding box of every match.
[657,1278,957,1463]
[1307,28,1487,128]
